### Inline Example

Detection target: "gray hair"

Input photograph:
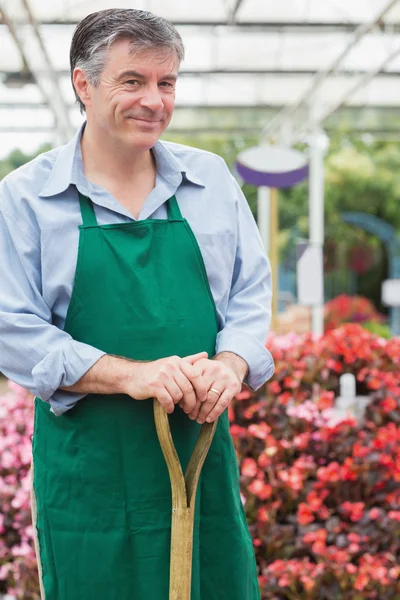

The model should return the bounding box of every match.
[70,9,185,113]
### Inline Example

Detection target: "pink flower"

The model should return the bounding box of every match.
[241,458,257,478]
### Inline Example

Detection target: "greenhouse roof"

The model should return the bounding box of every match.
[1,0,400,156]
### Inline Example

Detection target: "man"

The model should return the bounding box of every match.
[0,8,274,600]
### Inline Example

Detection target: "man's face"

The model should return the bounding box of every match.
[83,39,178,151]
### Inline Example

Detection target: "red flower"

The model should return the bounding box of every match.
[354,573,369,591]
[306,490,328,510]
[248,479,273,500]
[236,390,252,401]
[388,510,400,522]
[229,424,247,438]
[341,501,365,522]
[268,380,281,394]
[248,422,271,440]
[241,457,257,478]
[283,376,300,389]
[381,396,397,413]
[341,458,358,481]
[297,503,315,525]
[317,461,341,483]
[257,506,269,523]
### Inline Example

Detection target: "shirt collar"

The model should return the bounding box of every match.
[39,123,83,198]
[152,141,205,188]
[39,121,205,198]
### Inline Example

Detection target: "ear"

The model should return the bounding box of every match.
[73,67,92,110]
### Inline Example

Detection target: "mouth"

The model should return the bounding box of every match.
[128,117,162,124]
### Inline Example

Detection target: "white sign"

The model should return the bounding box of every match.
[238,145,307,173]
[296,242,324,306]
[382,279,400,307]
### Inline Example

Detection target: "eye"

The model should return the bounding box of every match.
[159,81,174,88]
[125,80,140,86]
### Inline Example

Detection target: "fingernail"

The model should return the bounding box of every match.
[197,419,204,424]
[206,417,213,423]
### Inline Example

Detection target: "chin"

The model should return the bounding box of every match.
[126,128,163,148]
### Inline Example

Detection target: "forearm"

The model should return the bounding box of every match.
[61,354,138,395]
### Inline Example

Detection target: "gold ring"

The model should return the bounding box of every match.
[209,387,221,396]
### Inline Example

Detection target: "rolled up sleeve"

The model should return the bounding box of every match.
[215,175,275,390]
[0,206,105,416]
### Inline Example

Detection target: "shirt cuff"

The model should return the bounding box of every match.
[215,327,275,391]
[31,340,106,407]
[47,390,88,417]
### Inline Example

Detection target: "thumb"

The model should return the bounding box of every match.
[183,351,208,365]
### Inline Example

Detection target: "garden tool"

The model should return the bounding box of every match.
[154,399,218,600]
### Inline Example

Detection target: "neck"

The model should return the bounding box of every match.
[80,122,154,184]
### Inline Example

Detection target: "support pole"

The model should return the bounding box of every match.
[308,132,326,336]
[257,186,278,331]
[257,186,270,253]
[269,188,279,331]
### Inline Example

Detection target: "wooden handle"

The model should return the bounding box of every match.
[153,400,217,600]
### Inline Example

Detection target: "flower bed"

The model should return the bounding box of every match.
[0,324,399,598]
[231,324,400,599]
[0,382,38,598]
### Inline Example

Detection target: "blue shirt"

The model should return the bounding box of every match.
[0,123,274,416]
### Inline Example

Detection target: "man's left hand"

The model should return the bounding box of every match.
[179,352,248,423]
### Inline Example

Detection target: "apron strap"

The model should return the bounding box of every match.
[167,195,183,220]
[78,192,98,227]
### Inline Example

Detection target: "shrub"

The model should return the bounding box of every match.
[231,324,400,599]
[324,294,386,332]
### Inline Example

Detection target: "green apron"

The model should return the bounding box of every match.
[31,191,260,600]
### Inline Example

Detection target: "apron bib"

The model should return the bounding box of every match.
[31,192,260,600]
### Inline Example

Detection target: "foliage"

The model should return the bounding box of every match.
[0,146,51,181]
[361,321,392,339]
[231,324,400,599]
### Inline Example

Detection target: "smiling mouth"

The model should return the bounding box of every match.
[129,117,161,123]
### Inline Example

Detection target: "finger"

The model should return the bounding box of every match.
[187,398,203,420]
[182,351,208,365]
[202,389,232,423]
[195,387,222,424]
[180,361,209,403]
[173,372,196,413]
[165,379,184,405]
[155,390,175,414]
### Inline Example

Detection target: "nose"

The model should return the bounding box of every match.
[139,84,164,112]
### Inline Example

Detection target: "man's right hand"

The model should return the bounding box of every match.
[124,352,209,414]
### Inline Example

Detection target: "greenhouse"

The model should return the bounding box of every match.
[0,1,400,598]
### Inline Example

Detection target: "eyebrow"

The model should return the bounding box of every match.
[117,70,178,82]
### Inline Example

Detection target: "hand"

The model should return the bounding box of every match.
[179,353,246,424]
[125,352,209,414]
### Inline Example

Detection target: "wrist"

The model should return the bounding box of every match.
[107,355,142,395]
[213,351,248,384]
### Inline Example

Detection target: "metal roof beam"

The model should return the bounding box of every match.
[3,20,400,32]
[227,0,246,25]
[0,0,73,142]
[317,41,400,125]
[5,68,400,78]
[262,0,400,141]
